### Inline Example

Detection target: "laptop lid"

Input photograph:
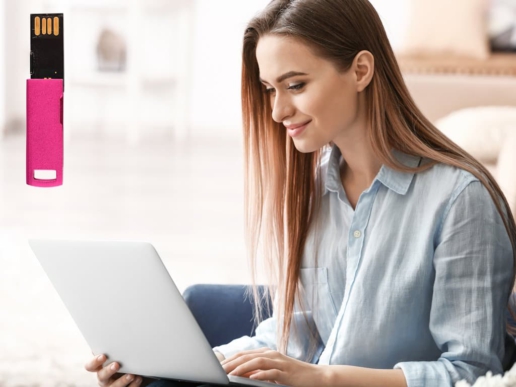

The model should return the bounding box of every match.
[29,239,231,385]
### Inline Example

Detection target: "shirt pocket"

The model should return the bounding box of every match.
[299,267,339,344]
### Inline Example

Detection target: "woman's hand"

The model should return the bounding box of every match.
[85,354,145,387]
[221,347,329,387]
[214,351,225,362]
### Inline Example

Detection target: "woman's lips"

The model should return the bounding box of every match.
[287,121,311,137]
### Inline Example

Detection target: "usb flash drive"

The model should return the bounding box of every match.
[27,13,64,187]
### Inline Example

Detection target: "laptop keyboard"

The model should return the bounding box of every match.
[228,374,288,387]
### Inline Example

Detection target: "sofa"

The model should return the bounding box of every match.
[182,284,271,348]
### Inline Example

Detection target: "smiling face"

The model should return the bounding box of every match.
[256,34,366,153]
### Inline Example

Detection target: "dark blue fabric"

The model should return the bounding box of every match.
[182,284,271,348]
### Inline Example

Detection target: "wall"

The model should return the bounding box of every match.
[188,0,270,137]
[369,0,409,51]
[188,0,409,137]
[0,1,7,139]
[0,0,409,139]
[4,0,33,135]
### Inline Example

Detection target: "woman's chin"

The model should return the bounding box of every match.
[291,138,320,154]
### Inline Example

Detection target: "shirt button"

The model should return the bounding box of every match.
[353,230,361,238]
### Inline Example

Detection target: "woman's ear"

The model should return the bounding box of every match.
[353,50,374,92]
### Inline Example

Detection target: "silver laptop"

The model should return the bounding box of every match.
[29,239,286,387]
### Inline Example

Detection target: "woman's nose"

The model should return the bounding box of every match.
[271,94,294,123]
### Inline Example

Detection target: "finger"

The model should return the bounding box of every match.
[128,376,143,387]
[85,354,107,372]
[97,362,121,384]
[215,351,225,362]
[229,357,280,377]
[242,370,260,377]
[223,350,277,374]
[112,373,140,387]
[241,370,266,379]
[223,354,258,374]
[221,347,270,365]
[249,369,283,383]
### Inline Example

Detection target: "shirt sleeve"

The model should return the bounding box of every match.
[212,293,325,363]
[211,314,277,360]
[394,178,514,387]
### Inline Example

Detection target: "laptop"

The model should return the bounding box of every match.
[29,239,287,387]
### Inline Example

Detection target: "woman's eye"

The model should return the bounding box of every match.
[263,82,305,94]
[288,82,305,91]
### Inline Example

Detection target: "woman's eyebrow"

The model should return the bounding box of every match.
[259,71,308,85]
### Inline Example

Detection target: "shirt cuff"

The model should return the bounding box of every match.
[212,335,264,360]
[394,361,453,387]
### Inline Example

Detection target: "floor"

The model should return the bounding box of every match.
[0,131,253,386]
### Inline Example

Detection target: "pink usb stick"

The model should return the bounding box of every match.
[27,13,64,187]
[27,79,63,186]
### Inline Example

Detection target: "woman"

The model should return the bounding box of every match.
[85,0,516,386]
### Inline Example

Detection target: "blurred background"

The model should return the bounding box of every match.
[0,0,515,385]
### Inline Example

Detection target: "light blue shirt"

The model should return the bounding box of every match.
[213,144,514,386]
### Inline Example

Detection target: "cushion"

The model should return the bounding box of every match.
[435,106,516,216]
[397,0,490,59]
[497,129,516,215]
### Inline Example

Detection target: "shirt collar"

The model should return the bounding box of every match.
[323,144,422,196]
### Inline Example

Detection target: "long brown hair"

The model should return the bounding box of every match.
[241,0,516,359]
